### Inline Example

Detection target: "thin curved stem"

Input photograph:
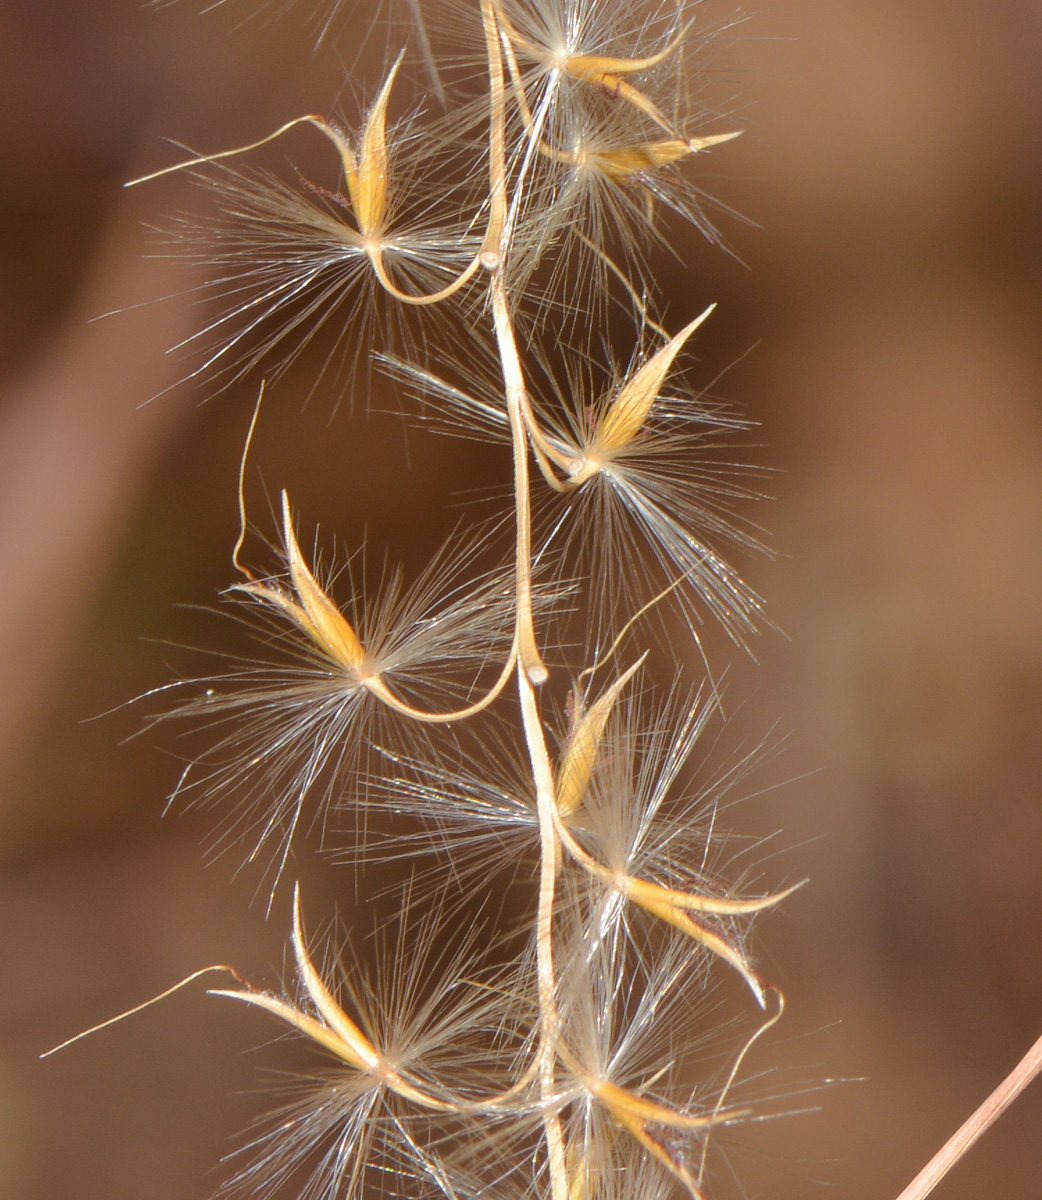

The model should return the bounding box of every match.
[124,116,329,188]
[481,9,569,1200]
[362,636,518,723]
[367,246,484,305]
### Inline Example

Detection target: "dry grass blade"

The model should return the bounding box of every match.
[893,1027,1042,1200]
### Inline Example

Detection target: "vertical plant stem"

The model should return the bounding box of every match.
[492,281,548,686]
[481,9,566,1196]
[519,663,570,1200]
[480,0,507,265]
[481,0,545,685]
[490,186,569,1200]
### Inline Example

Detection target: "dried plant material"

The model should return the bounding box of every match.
[66,1,1035,1196]
[585,306,715,465]
[246,57,405,257]
[556,655,646,816]
[212,884,449,1107]
[40,966,246,1059]
[154,502,523,890]
[554,793,775,1006]
[554,918,767,1200]
[551,689,799,1002]
[893,1026,1042,1200]
[243,491,367,674]
[133,92,487,397]
[355,55,400,236]
[559,61,687,142]
[206,885,543,1200]
[296,59,488,306]
[482,0,742,300]
[387,314,765,649]
[621,880,764,1008]
[493,0,692,138]
[71,5,847,1200]
[587,1076,725,1199]
[585,132,739,180]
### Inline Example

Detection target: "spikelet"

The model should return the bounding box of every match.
[485,0,744,305]
[380,310,767,651]
[542,313,768,650]
[554,914,754,1200]
[150,67,482,402]
[212,886,539,1200]
[154,492,525,891]
[356,665,797,1005]
[552,681,800,1006]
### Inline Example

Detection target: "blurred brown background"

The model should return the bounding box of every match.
[2,0,1041,1197]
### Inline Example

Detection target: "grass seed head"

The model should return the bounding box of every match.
[120,3,799,1198]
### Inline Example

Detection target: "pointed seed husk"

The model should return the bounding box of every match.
[356,51,404,236]
[596,306,715,452]
[556,656,646,816]
[280,491,365,671]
